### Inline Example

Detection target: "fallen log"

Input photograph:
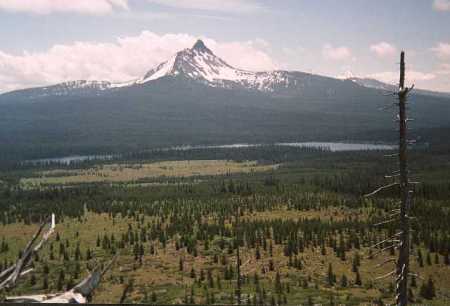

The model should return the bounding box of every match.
[0,214,55,290]
[5,256,116,304]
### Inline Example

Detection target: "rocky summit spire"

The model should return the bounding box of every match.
[136,37,290,92]
[191,39,212,53]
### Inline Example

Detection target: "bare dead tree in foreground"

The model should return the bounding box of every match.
[365,51,414,306]
[5,257,116,304]
[235,202,242,305]
[1,214,115,303]
[395,51,414,306]
[0,214,55,291]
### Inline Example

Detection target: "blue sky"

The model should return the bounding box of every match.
[0,0,449,92]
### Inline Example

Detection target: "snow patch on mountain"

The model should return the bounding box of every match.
[0,40,320,97]
[136,54,179,84]
[50,80,112,91]
[347,77,396,91]
[137,39,293,92]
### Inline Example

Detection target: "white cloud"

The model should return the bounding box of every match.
[433,0,450,11]
[436,63,450,75]
[370,42,396,58]
[282,46,306,57]
[0,0,262,16]
[145,0,264,13]
[322,44,352,61]
[431,42,450,59]
[204,39,276,71]
[0,31,277,93]
[0,0,128,15]
[367,70,436,85]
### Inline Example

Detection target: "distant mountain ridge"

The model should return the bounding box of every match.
[1,40,450,160]
[0,40,317,99]
[348,77,450,99]
[2,40,448,100]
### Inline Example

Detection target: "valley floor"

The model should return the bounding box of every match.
[1,146,449,305]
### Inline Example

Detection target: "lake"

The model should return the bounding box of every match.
[27,142,396,165]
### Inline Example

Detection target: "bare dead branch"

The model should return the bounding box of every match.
[375,258,396,268]
[370,243,400,258]
[375,270,396,280]
[0,214,55,290]
[364,182,399,197]
[12,256,118,304]
[388,212,401,218]
[385,174,400,178]
[370,238,400,249]
[373,218,398,227]
[119,278,134,304]
[384,155,398,159]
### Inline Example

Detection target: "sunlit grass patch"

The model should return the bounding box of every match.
[20,160,278,187]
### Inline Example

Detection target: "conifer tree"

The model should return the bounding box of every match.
[417,249,424,267]
[255,247,261,260]
[426,252,432,266]
[179,257,184,271]
[420,277,436,300]
[43,275,48,290]
[410,275,417,288]
[275,271,283,293]
[57,270,65,291]
[30,274,36,286]
[434,253,439,265]
[207,269,214,288]
[340,274,348,288]
[327,263,335,286]
[355,271,362,286]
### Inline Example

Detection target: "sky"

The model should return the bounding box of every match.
[0,0,449,93]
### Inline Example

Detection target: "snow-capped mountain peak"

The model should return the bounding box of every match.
[0,40,311,98]
[135,39,293,92]
[138,39,240,84]
[191,39,213,54]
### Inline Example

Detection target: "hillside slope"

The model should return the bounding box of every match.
[1,40,449,159]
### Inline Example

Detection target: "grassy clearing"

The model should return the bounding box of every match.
[2,148,450,305]
[1,206,449,305]
[245,206,369,222]
[20,160,278,187]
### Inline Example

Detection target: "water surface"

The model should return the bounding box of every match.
[27,142,395,165]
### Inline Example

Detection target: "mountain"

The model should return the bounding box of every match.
[349,77,450,99]
[1,40,450,160]
[0,39,360,100]
[348,77,396,92]
[3,39,449,101]
[137,39,304,93]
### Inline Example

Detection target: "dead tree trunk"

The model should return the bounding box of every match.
[0,215,55,291]
[2,215,115,304]
[396,51,411,306]
[5,257,116,304]
[235,204,241,305]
